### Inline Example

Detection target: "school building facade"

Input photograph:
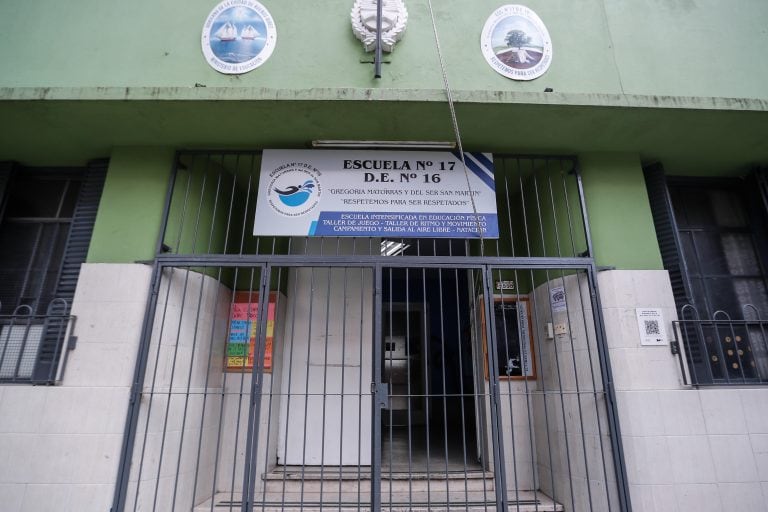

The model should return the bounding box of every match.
[1,1,768,511]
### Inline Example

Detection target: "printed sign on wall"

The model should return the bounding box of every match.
[226,291,276,371]
[201,0,277,74]
[636,308,668,346]
[253,150,499,238]
[550,285,567,313]
[481,5,552,80]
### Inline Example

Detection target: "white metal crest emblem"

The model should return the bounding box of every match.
[351,0,408,52]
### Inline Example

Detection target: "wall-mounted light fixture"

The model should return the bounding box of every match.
[311,140,457,150]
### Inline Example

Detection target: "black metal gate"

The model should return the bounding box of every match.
[111,152,630,512]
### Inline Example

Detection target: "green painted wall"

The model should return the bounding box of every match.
[579,153,663,270]
[87,147,173,263]
[1,0,766,100]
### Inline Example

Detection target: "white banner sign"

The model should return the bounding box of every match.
[253,150,499,238]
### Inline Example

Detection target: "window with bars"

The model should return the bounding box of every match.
[0,162,106,383]
[645,165,768,385]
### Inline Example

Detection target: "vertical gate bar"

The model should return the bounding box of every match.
[573,163,593,260]
[298,267,319,509]
[481,267,508,512]
[150,266,196,511]
[372,264,383,512]
[226,269,254,508]
[208,266,242,511]
[524,268,558,508]
[493,270,523,512]
[420,267,433,510]
[437,268,452,505]
[237,159,256,256]
[573,271,615,511]
[450,268,471,512]
[221,154,241,255]
[278,264,304,509]
[111,262,165,512]
[170,263,213,510]
[188,153,211,254]
[540,271,576,512]
[153,153,183,256]
[512,268,541,512]
[467,271,491,512]
[190,266,227,509]
[544,159,564,257]
[558,158,579,257]
[15,224,44,312]
[404,268,413,506]
[356,267,367,509]
[243,265,272,512]
[318,264,334,510]
[515,158,532,258]
[237,267,261,511]
[258,266,285,512]
[204,159,225,254]
[501,159,518,258]
[554,267,596,511]
[171,155,195,254]
[385,267,394,506]
[337,266,349,509]
[586,266,633,512]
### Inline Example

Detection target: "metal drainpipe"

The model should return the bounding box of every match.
[374,0,383,78]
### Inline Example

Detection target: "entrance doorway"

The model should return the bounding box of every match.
[111,150,631,512]
[381,262,482,476]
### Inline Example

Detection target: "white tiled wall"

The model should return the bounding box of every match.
[0,263,151,512]
[529,274,617,512]
[598,270,768,511]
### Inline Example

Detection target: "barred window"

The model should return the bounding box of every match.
[645,166,768,385]
[0,162,105,383]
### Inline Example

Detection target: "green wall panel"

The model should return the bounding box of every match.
[1,0,766,100]
[579,152,664,270]
[87,147,173,263]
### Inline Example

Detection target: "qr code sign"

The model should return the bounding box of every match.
[644,320,660,336]
[636,308,667,345]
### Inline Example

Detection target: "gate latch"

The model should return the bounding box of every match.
[372,382,390,409]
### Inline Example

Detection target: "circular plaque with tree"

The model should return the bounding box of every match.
[481,5,552,80]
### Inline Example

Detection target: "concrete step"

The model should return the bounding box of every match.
[263,469,495,494]
[195,491,564,512]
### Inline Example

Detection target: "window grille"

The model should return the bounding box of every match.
[0,161,106,384]
[645,165,768,385]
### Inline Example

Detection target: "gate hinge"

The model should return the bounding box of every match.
[670,340,680,355]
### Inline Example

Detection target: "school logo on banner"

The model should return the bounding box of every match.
[481,5,552,81]
[265,162,323,217]
[201,0,277,74]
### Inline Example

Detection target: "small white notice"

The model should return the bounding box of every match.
[550,286,567,313]
[635,308,667,346]
[496,280,515,291]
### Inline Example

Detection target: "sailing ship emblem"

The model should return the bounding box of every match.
[201,0,277,74]
[216,21,238,41]
[240,25,260,40]
[351,0,408,52]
